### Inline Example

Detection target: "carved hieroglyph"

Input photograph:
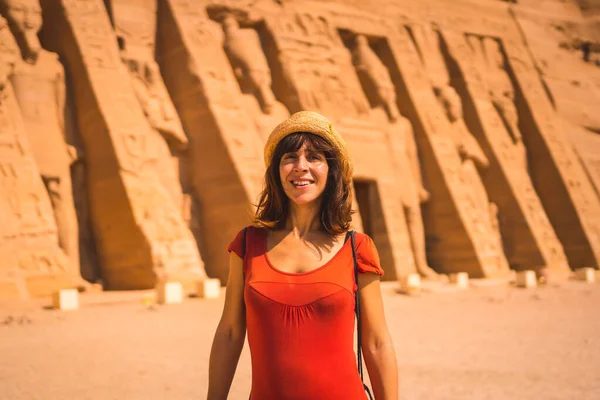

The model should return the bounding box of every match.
[263,8,417,280]
[264,9,370,120]
[2,0,81,278]
[3,0,600,299]
[513,9,600,134]
[383,24,511,278]
[440,30,569,273]
[157,0,265,282]
[570,123,600,198]
[106,0,189,213]
[0,16,81,299]
[40,0,206,289]
[513,9,600,206]
[347,32,437,278]
[474,36,527,168]
[502,36,600,270]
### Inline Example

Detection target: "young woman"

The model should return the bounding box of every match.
[207,111,398,399]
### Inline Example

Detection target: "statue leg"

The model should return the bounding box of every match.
[44,174,81,276]
[152,130,183,208]
[256,84,275,114]
[405,204,438,279]
[248,70,275,114]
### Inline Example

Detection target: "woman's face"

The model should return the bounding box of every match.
[279,143,329,206]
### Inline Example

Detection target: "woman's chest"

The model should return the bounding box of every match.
[266,234,346,274]
[245,281,355,326]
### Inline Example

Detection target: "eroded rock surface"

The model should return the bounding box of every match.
[1,0,598,298]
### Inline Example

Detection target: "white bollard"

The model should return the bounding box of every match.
[156,281,183,305]
[449,272,469,289]
[141,292,155,307]
[516,270,537,288]
[399,274,421,293]
[574,268,596,283]
[52,289,79,311]
[196,278,221,299]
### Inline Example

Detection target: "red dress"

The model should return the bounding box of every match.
[228,227,384,400]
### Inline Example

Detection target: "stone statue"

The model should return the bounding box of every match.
[124,56,188,152]
[351,34,400,122]
[437,86,489,166]
[435,84,506,262]
[436,85,491,210]
[215,12,290,142]
[1,14,84,296]
[349,33,436,278]
[2,0,80,274]
[39,0,208,289]
[443,32,571,276]
[481,37,528,168]
[394,117,439,278]
[0,16,16,85]
[222,13,276,114]
[108,0,188,209]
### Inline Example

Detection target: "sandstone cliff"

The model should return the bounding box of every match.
[0,0,598,299]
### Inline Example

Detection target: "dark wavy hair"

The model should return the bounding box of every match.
[254,132,353,234]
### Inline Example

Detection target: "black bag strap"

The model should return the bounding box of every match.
[242,227,248,259]
[243,227,250,400]
[242,227,248,280]
[346,230,374,400]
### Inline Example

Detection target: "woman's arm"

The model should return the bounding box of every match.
[207,253,247,400]
[359,273,399,400]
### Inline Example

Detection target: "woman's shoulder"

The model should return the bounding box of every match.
[349,231,376,251]
[227,225,265,257]
[352,231,372,244]
[233,225,266,237]
[350,231,384,276]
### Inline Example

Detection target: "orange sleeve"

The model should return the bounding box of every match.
[355,233,384,276]
[227,228,247,259]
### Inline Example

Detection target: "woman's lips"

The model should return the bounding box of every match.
[290,180,314,188]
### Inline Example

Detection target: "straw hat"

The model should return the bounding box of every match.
[264,111,353,181]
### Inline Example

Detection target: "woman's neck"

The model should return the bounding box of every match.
[286,201,322,238]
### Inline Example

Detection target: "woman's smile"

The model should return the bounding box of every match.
[290,179,315,188]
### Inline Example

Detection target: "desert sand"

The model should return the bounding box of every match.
[1,279,599,400]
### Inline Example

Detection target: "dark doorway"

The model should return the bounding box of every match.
[353,179,396,280]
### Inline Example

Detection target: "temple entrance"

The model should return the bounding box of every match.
[353,179,396,280]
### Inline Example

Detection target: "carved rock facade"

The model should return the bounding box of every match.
[0,0,598,298]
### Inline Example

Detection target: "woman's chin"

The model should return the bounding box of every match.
[288,194,321,206]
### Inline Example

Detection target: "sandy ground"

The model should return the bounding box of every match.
[1,278,599,400]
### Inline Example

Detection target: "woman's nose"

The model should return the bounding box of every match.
[294,156,309,171]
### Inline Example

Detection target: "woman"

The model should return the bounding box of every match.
[207,111,398,399]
